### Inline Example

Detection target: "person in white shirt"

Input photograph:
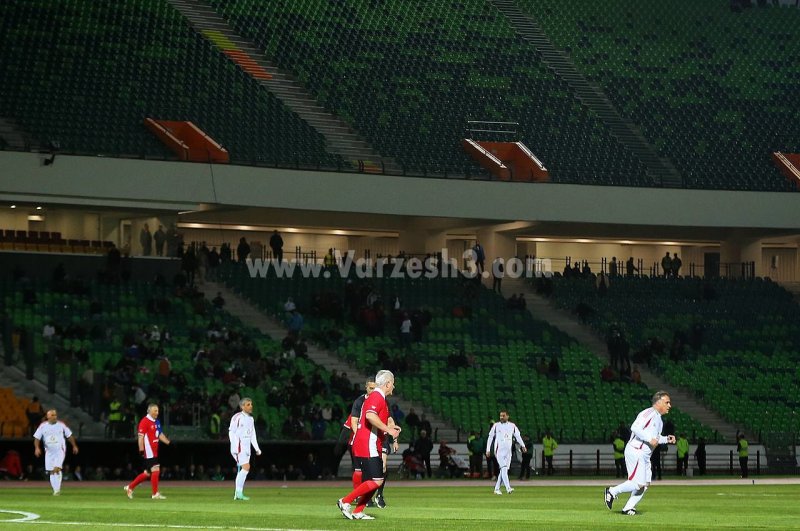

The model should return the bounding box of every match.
[33,409,79,496]
[485,410,526,495]
[229,397,262,500]
[605,391,676,515]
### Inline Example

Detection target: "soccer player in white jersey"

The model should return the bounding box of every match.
[33,409,79,496]
[605,391,676,515]
[485,410,526,495]
[229,397,262,500]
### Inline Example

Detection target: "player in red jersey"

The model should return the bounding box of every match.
[124,404,172,500]
[337,370,400,520]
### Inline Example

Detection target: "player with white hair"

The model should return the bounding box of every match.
[229,397,262,500]
[33,409,79,496]
[485,410,526,495]
[337,370,401,520]
[605,391,676,515]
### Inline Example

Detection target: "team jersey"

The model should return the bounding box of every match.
[229,412,261,454]
[486,421,525,455]
[33,421,72,451]
[343,394,368,445]
[138,415,163,458]
[628,407,667,456]
[352,388,389,458]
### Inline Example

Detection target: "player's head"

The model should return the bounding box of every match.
[240,397,253,414]
[499,410,509,423]
[375,369,395,395]
[46,409,57,424]
[147,403,160,418]
[365,381,377,394]
[651,391,671,415]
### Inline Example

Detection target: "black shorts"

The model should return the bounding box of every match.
[141,457,159,471]
[355,456,384,481]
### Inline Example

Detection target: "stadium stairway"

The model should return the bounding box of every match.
[196,280,459,442]
[490,0,682,188]
[0,362,104,439]
[166,0,401,174]
[502,277,742,442]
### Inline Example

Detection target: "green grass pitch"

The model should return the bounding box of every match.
[0,483,798,530]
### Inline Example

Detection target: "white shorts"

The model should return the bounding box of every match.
[45,448,66,471]
[494,450,512,469]
[232,448,251,466]
[624,445,651,487]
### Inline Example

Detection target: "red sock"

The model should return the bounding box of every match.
[150,469,160,495]
[129,472,149,490]
[343,479,379,504]
[353,487,378,514]
[351,469,362,488]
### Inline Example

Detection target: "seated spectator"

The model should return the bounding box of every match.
[0,450,23,480]
[631,365,642,384]
[600,364,617,382]
[212,292,225,310]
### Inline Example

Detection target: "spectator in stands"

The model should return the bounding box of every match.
[671,253,682,278]
[547,355,560,380]
[625,256,638,277]
[536,357,549,376]
[140,223,152,256]
[596,271,609,296]
[437,440,459,478]
[166,225,181,257]
[212,292,225,310]
[609,257,618,277]
[472,241,485,274]
[518,433,533,480]
[405,408,420,439]
[631,365,642,384]
[572,261,581,277]
[311,412,327,440]
[220,242,232,263]
[26,396,45,435]
[492,258,504,294]
[208,247,220,271]
[42,320,56,341]
[661,252,672,278]
[236,237,250,263]
[154,225,166,256]
[269,230,284,263]
[676,433,689,476]
[600,364,616,382]
[301,452,321,480]
[182,243,198,286]
[391,404,405,427]
[399,312,412,348]
[415,429,434,478]
[286,309,304,337]
[581,260,592,277]
[695,437,707,476]
[323,248,336,268]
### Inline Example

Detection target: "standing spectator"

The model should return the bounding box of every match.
[418,415,432,439]
[604,391,676,516]
[399,313,412,348]
[140,224,153,256]
[237,237,251,263]
[286,310,304,337]
[671,253,683,278]
[269,230,284,264]
[467,430,484,479]
[33,409,79,495]
[124,404,172,500]
[212,292,226,310]
[153,225,166,257]
[220,243,232,263]
[472,241,485,275]
[518,433,533,480]
[542,430,558,475]
[415,429,434,478]
[613,431,626,478]
[676,433,689,476]
[609,257,618,278]
[661,252,672,278]
[625,257,638,277]
[405,408,419,440]
[491,258,504,294]
[485,410,527,494]
[182,244,197,287]
[596,271,609,296]
[737,433,749,478]
[26,396,45,436]
[229,397,262,500]
[694,437,707,476]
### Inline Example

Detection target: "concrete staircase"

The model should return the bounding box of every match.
[166,0,400,174]
[0,362,104,439]
[490,0,682,188]
[195,280,459,442]
[502,277,744,442]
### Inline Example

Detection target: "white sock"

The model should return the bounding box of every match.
[501,468,512,491]
[235,468,249,493]
[494,473,502,491]
[610,480,638,497]
[50,472,61,492]
[622,487,647,511]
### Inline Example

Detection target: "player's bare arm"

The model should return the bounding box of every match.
[159,433,171,445]
[34,438,42,458]
[366,411,400,438]
[68,435,79,454]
